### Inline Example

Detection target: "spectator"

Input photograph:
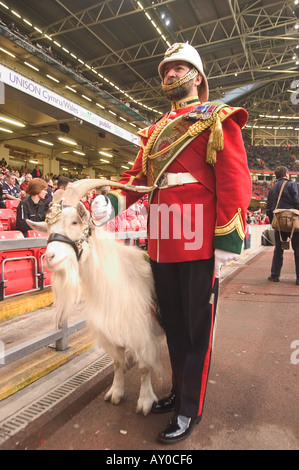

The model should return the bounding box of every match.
[44,178,54,210]
[81,190,95,212]
[16,178,48,236]
[2,172,20,201]
[266,166,299,284]
[0,171,5,208]
[56,176,72,190]
[100,185,111,195]
[20,173,32,192]
[31,165,42,178]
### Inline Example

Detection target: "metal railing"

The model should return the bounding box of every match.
[0,238,50,301]
[0,318,87,367]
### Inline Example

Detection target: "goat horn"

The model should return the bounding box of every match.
[61,178,154,206]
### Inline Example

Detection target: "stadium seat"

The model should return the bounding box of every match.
[0,249,39,300]
[39,248,52,288]
[5,199,20,213]
[30,246,52,289]
[27,230,48,238]
[0,231,24,239]
[0,208,16,231]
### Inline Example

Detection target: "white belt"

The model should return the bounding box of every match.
[156,172,198,189]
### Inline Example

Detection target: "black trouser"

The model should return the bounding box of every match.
[271,230,299,278]
[150,258,218,418]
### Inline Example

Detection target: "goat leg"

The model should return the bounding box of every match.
[104,349,125,405]
[136,366,158,416]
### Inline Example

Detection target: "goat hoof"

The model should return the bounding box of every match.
[111,396,122,405]
[104,389,123,405]
[136,400,153,416]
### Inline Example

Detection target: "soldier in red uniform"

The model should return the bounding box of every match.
[92,43,252,444]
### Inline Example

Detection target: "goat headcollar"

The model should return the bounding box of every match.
[47,226,91,261]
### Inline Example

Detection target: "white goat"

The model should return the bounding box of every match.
[27,179,163,416]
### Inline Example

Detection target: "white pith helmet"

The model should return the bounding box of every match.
[158,42,209,103]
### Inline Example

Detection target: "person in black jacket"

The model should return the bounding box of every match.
[16,178,48,236]
[0,171,6,208]
[266,166,299,284]
[31,165,42,178]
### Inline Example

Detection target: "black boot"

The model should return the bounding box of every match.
[157,413,201,444]
[151,393,175,414]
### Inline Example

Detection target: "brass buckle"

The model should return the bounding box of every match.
[157,174,168,188]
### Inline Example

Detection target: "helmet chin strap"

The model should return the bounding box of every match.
[162,68,198,92]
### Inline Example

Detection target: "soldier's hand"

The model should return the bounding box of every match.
[214,249,239,278]
[91,195,112,225]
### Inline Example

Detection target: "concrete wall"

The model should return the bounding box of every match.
[242,224,274,254]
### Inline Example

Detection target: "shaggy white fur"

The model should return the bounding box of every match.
[28,198,163,416]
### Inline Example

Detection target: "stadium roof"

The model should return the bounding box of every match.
[0,0,298,176]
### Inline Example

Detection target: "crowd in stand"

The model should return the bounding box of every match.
[246,144,299,172]
[0,162,148,237]
[1,141,299,235]
[246,210,270,225]
[251,181,270,200]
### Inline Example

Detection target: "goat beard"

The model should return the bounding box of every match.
[51,258,81,329]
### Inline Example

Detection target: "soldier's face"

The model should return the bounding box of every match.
[163,61,191,84]
[162,61,202,102]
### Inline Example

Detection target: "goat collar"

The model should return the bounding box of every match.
[47,226,91,261]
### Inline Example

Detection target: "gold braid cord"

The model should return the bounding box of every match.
[162,68,198,92]
[142,112,224,179]
[142,118,169,179]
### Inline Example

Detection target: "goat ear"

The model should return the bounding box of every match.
[76,201,90,224]
[26,220,49,233]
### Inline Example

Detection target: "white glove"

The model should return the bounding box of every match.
[214,249,239,278]
[91,195,113,225]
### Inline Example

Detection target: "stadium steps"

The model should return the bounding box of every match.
[0,290,92,401]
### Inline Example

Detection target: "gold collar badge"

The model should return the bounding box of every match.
[45,199,63,224]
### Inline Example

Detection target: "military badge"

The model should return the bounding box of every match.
[186,104,217,121]
[45,199,63,224]
[164,43,184,58]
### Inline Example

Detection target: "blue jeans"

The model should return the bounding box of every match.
[271,230,299,278]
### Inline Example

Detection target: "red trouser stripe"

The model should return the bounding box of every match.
[197,274,216,416]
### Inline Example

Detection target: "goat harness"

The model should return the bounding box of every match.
[47,227,91,261]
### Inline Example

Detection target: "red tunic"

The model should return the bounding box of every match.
[108,102,252,263]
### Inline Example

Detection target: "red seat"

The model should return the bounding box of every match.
[30,246,52,289]
[0,231,24,239]
[39,247,52,287]
[5,199,20,213]
[27,230,48,238]
[0,249,39,300]
[0,209,16,231]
